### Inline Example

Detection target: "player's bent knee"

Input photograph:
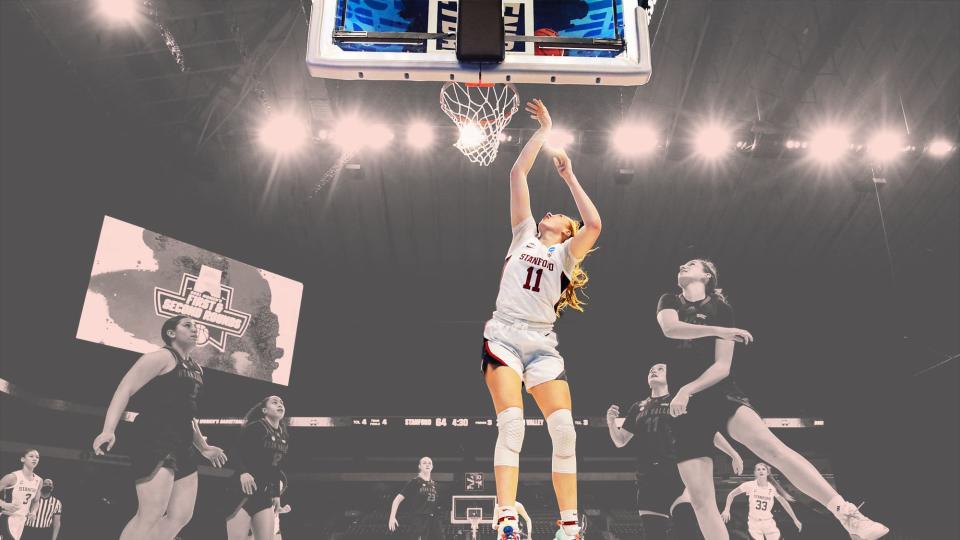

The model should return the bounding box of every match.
[547,409,577,473]
[494,407,525,467]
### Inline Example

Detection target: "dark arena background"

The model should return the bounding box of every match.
[1,1,957,539]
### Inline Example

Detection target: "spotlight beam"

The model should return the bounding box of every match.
[258,112,308,155]
[809,126,850,164]
[693,123,732,159]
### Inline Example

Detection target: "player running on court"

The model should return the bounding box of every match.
[721,462,802,540]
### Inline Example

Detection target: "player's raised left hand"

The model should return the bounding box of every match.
[526,99,552,131]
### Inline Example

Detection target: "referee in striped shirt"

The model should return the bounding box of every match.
[21,478,60,540]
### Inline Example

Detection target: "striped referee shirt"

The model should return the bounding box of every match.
[24,495,61,528]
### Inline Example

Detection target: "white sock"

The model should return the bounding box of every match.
[498,505,518,525]
[559,509,579,535]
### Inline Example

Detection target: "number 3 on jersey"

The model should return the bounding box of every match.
[522,266,543,292]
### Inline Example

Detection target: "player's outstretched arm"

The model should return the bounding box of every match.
[670,340,735,417]
[775,494,802,531]
[656,309,753,343]
[509,99,551,227]
[553,148,601,260]
[721,486,745,523]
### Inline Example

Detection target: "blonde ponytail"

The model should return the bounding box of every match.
[556,218,594,315]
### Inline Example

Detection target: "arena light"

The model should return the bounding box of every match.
[611,123,658,157]
[809,126,850,164]
[366,123,395,151]
[927,138,955,157]
[693,123,732,159]
[96,0,139,24]
[331,115,368,153]
[406,122,435,150]
[258,112,308,155]
[546,128,575,150]
[457,124,484,149]
[866,130,906,163]
[785,139,807,150]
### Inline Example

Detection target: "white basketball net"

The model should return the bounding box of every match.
[440,82,519,166]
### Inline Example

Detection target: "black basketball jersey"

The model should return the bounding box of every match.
[400,477,439,515]
[234,419,289,491]
[134,347,203,432]
[657,293,738,393]
[622,394,678,469]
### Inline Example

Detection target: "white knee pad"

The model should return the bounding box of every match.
[547,409,577,474]
[494,407,525,468]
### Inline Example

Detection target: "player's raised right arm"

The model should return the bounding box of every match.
[509,99,551,227]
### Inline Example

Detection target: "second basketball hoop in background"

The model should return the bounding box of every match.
[440,81,520,166]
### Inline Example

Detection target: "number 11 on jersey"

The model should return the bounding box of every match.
[522,267,543,292]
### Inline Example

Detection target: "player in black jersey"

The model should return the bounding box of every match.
[226,395,290,540]
[387,457,442,540]
[607,363,743,540]
[92,315,228,540]
[656,259,888,540]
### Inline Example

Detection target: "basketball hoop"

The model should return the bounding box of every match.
[440,81,519,166]
[466,507,483,540]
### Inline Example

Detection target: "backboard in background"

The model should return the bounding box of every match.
[307,0,652,85]
[451,494,497,525]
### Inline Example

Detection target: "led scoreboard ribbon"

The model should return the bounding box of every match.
[0,379,823,429]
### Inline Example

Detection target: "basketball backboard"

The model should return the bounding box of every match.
[451,495,497,525]
[306,0,652,85]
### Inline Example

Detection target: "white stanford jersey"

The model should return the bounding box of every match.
[741,480,777,521]
[2,471,42,518]
[494,218,578,325]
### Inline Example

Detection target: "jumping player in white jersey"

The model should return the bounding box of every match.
[481,99,601,540]
[721,463,801,539]
[0,449,43,540]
